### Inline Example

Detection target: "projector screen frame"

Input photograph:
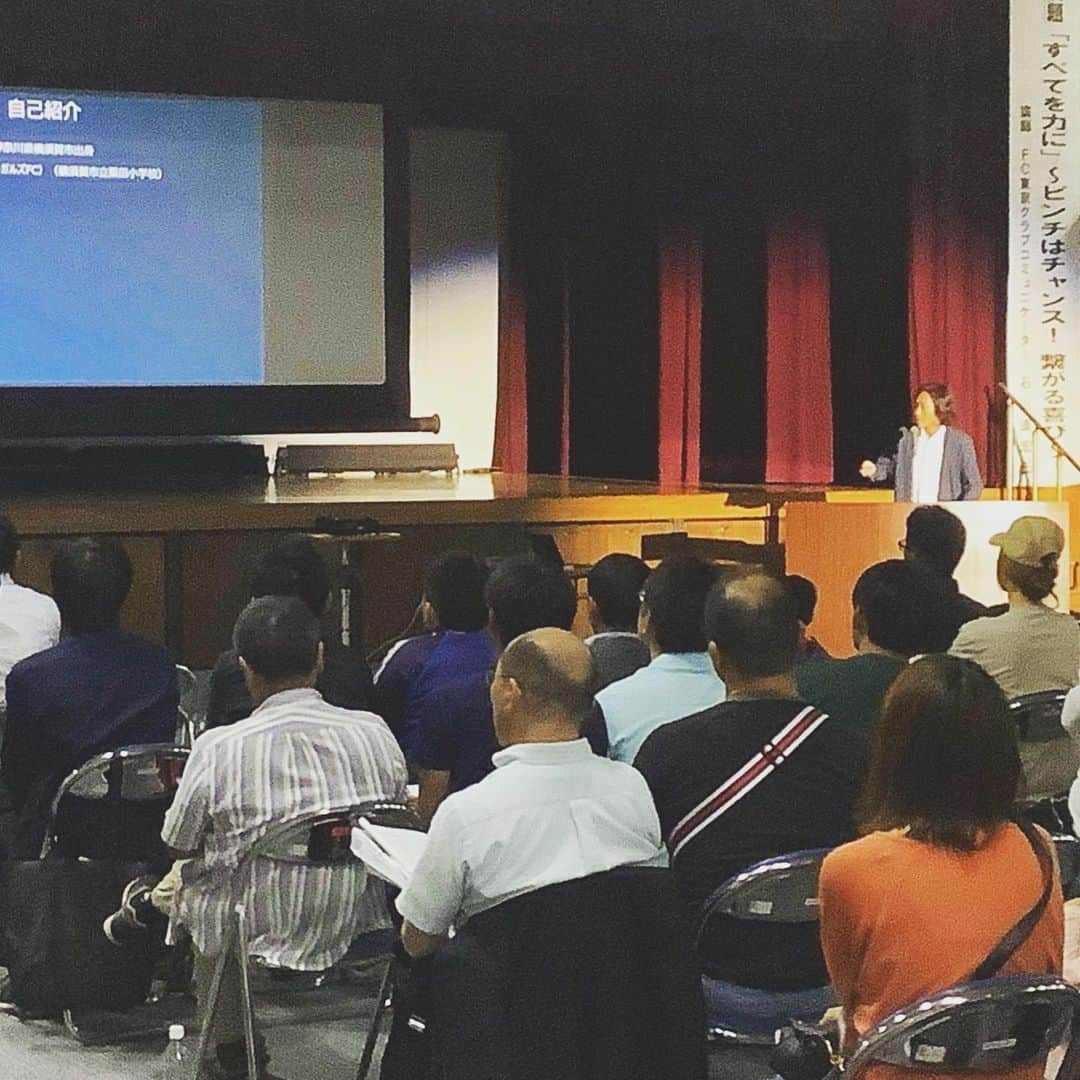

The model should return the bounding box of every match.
[0,93,412,440]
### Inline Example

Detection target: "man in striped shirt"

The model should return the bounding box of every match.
[107,595,407,1080]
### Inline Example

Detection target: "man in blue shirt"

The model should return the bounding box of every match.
[591,556,726,764]
[2,537,178,857]
[373,552,493,758]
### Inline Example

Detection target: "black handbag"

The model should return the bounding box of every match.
[770,818,1056,1080]
[0,857,157,1017]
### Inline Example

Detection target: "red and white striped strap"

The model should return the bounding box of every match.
[667,705,828,861]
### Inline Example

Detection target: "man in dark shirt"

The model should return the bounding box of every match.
[635,572,865,990]
[901,505,989,635]
[2,537,179,856]
[584,553,651,691]
[411,556,577,822]
[205,536,373,729]
[795,560,955,735]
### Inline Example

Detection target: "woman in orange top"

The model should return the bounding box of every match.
[819,655,1063,1080]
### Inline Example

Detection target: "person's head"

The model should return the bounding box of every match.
[0,514,19,576]
[857,655,1018,851]
[785,574,818,629]
[639,556,718,655]
[490,627,596,747]
[587,553,650,633]
[991,516,1064,606]
[851,560,955,657]
[913,382,954,430]
[50,537,133,635]
[423,552,488,632]
[705,572,799,686]
[233,595,325,705]
[249,536,331,618]
[485,556,577,651]
[903,505,967,579]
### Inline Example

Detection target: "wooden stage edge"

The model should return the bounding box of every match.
[1,472,1076,667]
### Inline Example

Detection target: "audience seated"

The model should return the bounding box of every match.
[901,505,989,636]
[635,572,865,989]
[949,516,1080,799]
[410,555,577,823]
[584,553,651,690]
[787,574,831,662]
[0,513,60,718]
[373,552,493,757]
[819,655,1063,1075]
[108,596,407,1080]
[205,536,374,729]
[1,537,178,858]
[796,560,955,734]
[591,556,725,764]
[397,627,666,959]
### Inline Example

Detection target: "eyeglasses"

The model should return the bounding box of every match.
[638,589,647,604]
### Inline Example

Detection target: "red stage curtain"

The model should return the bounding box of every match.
[765,215,834,485]
[658,225,703,487]
[900,2,1005,485]
[493,253,529,473]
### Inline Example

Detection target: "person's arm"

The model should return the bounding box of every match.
[396,801,467,956]
[817,848,865,1025]
[160,741,213,858]
[959,433,984,500]
[416,768,450,826]
[1,667,34,811]
[205,652,253,730]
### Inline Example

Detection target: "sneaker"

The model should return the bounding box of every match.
[102,874,158,947]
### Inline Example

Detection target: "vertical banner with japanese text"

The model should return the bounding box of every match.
[1009,0,1080,487]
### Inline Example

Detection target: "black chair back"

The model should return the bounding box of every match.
[1010,691,1069,743]
[845,974,1080,1080]
[695,848,831,992]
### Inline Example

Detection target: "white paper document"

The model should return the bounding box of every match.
[351,820,427,889]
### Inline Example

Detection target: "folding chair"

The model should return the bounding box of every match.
[844,974,1080,1080]
[1011,691,1074,835]
[41,742,190,859]
[176,663,202,747]
[695,848,833,1044]
[193,801,422,1080]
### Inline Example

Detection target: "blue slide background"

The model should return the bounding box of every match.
[0,91,264,385]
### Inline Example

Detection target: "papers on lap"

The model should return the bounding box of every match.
[351,820,427,889]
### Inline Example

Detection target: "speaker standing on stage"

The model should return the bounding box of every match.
[859,383,983,503]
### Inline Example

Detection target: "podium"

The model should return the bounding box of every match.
[784,501,1071,659]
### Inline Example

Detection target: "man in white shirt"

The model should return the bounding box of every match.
[398,627,666,957]
[0,514,60,714]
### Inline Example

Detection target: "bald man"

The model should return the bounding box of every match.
[635,573,866,993]
[398,628,667,957]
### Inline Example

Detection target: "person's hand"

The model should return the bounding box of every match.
[859,459,877,480]
[820,1005,844,1025]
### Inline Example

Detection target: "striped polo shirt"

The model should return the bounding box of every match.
[162,687,407,968]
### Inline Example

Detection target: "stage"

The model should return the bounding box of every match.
[2,473,1074,667]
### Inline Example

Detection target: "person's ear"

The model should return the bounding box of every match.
[852,606,868,650]
[638,606,651,639]
[239,656,257,691]
[586,597,601,631]
[707,640,726,678]
[314,641,325,678]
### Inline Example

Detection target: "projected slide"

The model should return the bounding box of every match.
[0,89,386,387]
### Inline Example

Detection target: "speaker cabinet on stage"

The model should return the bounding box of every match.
[275,443,458,476]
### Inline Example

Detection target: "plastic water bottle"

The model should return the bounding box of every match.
[155,1023,194,1077]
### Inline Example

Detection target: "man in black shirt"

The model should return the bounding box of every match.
[635,572,865,991]
[901,505,989,636]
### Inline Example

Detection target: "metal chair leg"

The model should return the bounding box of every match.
[235,905,259,1080]
[194,916,239,1080]
[356,957,394,1080]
